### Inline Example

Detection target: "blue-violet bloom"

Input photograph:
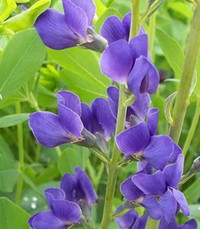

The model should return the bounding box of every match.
[35,0,107,52]
[28,188,82,229]
[61,167,98,208]
[158,217,197,229]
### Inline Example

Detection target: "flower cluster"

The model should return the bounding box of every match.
[30,0,198,228]
[28,167,97,229]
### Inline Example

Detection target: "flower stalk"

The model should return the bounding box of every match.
[169,3,200,143]
[100,85,127,229]
[129,0,140,39]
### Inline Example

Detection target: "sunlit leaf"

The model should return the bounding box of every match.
[0,0,16,21]
[0,114,29,128]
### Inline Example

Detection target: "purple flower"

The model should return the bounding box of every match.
[35,0,107,52]
[100,13,145,44]
[158,217,197,229]
[29,91,84,148]
[115,208,148,229]
[116,108,174,170]
[107,86,150,125]
[100,34,159,96]
[28,188,82,229]
[60,167,98,208]
[81,98,116,140]
[121,155,190,221]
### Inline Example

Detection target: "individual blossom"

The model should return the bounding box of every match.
[35,0,107,52]
[116,107,174,170]
[158,217,197,229]
[121,155,190,221]
[28,188,82,229]
[107,86,150,127]
[115,208,148,229]
[60,167,98,209]
[29,91,85,148]
[100,33,159,97]
[100,13,145,44]
[81,97,116,141]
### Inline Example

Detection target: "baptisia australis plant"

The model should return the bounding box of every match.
[34,0,107,52]
[28,0,199,228]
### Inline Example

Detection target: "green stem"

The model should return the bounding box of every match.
[148,12,156,57]
[129,0,140,39]
[100,85,127,229]
[169,4,200,143]
[15,102,24,205]
[183,97,200,157]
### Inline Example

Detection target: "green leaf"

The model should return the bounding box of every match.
[49,48,110,103]
[0,29,46,107]
[168,2,193,19]
[3,0,50,32]
[0,0,16,21]
[0,136,19,193]
[189,204,200,220]
[0,113,29,128]
[0,197,30,229]
[93,0,107,18]
[58,148,90,175]
[184,176,200,203]
[156,28,185,79]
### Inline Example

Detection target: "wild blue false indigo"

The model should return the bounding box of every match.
[158,217,197,229]
[34,0,107,52]
[60,167,98,208]
[100,33,159,97]
[115,208,148,229]
[116,108,174,170]
[29,91,85,147]
[121,155,190,221]
[28,188,82,229]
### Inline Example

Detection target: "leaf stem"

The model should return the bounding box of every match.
[183,97,200,157]
[15,102,24,205]
[129,0,140,39]
[148,12,156,57]
[100,85,127,229]
[169,4,200,143]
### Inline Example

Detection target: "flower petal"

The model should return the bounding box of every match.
[159,189,177,222]
[164,154,184,188]
[58,104,83,140]
[29,112,70,147]
[45,188,66,209]
[173,189,190,216]
[100,16,127,44]
[128,93,150,121]
[122,12,131,38]
[35,9,78,49]
[62,0,88,40]
[141,195,163,220]
[52,199,82,223]
[132,171,166,195]
[168,143,182,163]
[91,98,116,139]
[107,86,119,119]
[57,91,81,116]
[130,34,148,58]
[81,103,92,132]
[181,219,198,229]
[115,209,138,229]
[136,214,148,229]
[142,135,174,170]
[71,0,95,26]
[100,40,134,84]
[120,176,144,201]
[116,122,150,156]
[158,217,177,229]
[75,167,98,207]
[147,108,159,136]
[127,56,149,97]
[28,211,67,229]
[146,60,159,94]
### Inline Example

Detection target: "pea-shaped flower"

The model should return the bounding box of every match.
[35,0,107,52]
